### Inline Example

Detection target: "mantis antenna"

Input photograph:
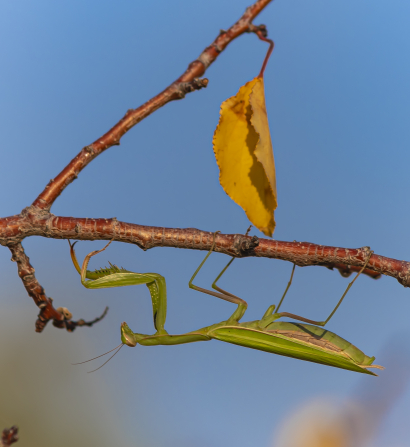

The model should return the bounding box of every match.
[73,343,124,373]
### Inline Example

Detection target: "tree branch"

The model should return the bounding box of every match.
[31,0,272,212]
[2,0,407,334]
[8,242,108,332]
[0,0,275,332]
[3,214,407,285]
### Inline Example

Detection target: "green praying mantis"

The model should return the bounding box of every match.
[69,234,383,375]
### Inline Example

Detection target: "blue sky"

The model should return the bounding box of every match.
[1,1,410,446]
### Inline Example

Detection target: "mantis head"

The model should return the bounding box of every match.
[121,322,138,347]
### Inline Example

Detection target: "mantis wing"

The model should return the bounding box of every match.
[210,325,382,375]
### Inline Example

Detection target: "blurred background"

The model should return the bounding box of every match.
[1,1,410,446]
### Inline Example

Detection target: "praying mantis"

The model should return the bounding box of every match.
[69,234,383,375]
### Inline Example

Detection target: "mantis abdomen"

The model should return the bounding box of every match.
[210,323,382,375]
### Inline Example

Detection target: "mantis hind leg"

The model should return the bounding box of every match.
[273,249,374,327]
[258,264,298,328]
[188,232,248,323]
[274,263,296,313]
[261,264,330,326]
[311,249,374,326]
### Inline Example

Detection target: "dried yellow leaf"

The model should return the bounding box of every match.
[213,77,277,236]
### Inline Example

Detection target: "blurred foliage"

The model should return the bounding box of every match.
[0,306,131,447]
[273,340,410,447]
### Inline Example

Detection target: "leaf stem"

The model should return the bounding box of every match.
[257,32,274,78]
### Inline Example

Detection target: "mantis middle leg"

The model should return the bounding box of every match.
[188,232,248,324]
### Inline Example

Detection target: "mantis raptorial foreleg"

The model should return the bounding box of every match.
[69,240,168,334]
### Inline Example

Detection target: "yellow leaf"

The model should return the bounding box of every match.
[213,77,277,236]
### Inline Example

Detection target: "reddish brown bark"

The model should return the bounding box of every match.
[3,213,408,285]
[8,242,109,332]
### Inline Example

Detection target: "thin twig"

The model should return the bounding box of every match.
[1,426,18,446]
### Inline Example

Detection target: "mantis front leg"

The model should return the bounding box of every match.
[69,240,168,334]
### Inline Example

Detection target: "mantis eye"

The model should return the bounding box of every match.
[121,322,137,347]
